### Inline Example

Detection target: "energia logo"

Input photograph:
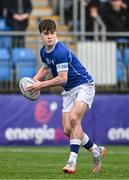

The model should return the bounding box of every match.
[108,128,129,141]
[35,100,58,124]
[5,125,68,145]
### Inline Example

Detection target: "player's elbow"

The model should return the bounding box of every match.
[58,71,68,84]
[59,75,67,85]
[62,76,67,84]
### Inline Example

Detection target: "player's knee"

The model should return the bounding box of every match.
[69,114,79,128]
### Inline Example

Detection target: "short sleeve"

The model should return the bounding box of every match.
[55,46,69,72]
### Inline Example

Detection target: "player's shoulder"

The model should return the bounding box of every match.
[40,45,45,57]
[56,41,70,51]
[55,41,70,56]
[40,45,45,53]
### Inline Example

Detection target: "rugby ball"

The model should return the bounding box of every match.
[19,77,40,100]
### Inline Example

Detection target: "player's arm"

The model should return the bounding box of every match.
[27,70,68,91]
[40,62,68,87]
[33,65,50,81]
[40,70,68,87]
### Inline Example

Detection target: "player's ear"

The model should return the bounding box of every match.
[39,34,43,41]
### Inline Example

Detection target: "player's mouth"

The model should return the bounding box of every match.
[47,40,54,43]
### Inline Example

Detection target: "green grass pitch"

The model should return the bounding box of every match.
[0,146,129,179]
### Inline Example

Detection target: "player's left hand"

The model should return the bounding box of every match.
[26,80,43,93]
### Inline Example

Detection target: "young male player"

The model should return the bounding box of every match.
[27,19,106,174]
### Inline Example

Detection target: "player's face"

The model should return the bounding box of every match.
[40,30,57,46]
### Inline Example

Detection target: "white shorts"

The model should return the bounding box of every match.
[62,83,95,113]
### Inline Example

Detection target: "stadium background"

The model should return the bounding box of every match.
[0,0,129,179]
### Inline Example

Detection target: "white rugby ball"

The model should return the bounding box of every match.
[19,77,40,100]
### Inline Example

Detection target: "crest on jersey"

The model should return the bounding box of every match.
[45,58,55,65]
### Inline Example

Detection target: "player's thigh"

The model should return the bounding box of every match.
[70,101,88,123]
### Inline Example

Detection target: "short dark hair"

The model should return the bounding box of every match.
[38,19,56,33]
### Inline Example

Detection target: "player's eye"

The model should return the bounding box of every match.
[44,32,48,35]
[51,31,55,34]
[42,32,48,35]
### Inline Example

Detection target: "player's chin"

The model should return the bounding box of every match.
[46,41,54,46]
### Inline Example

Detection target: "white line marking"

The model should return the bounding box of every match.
[0,148,129,155]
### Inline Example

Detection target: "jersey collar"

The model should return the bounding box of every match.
[45,39,58,53]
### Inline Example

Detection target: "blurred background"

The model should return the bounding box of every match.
[0,0,129,146]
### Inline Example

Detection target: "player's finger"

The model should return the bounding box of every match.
[26,85,34,91]
[30,89,36,95]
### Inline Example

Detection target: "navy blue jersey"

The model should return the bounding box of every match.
[40,40,93,91]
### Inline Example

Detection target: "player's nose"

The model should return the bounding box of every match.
[47,33,52,38]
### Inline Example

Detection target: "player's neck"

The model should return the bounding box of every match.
[47,45,54,51]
